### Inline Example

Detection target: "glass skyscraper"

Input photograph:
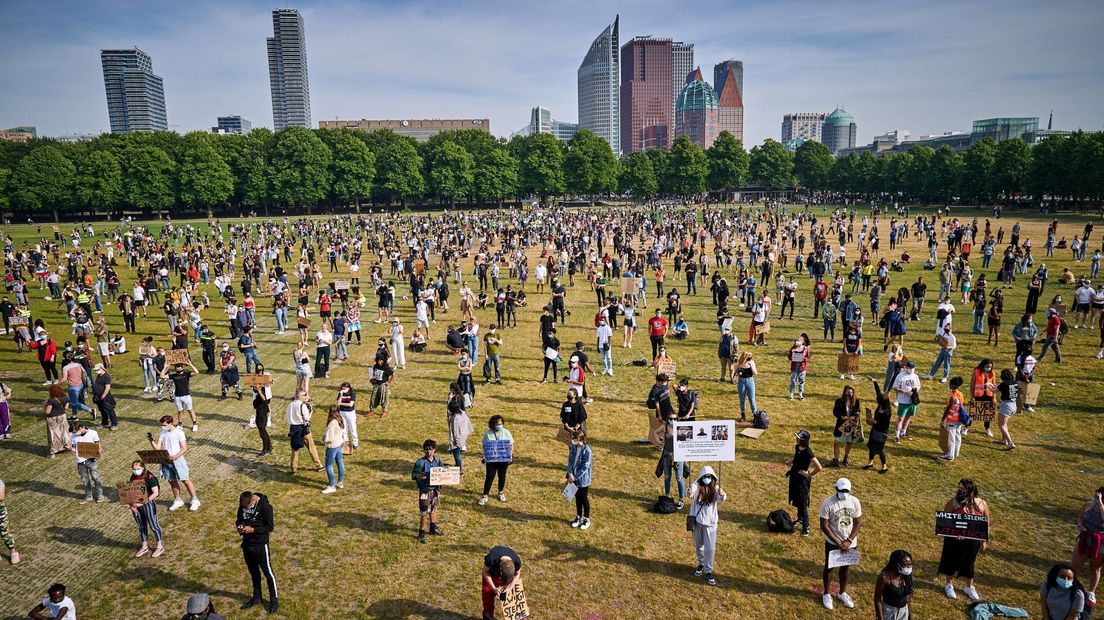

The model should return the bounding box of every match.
[100,48,168,133]
[577,16,620,154]
[268,8,312,131]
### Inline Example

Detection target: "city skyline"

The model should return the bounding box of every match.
[1,0,1102,145]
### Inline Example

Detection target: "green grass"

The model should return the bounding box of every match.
[0,207,1102,619]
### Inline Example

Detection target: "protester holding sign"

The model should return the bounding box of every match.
[1072,489,1104,606]
[819,478,862,610]
[873,550,913,620]
[411,439,444,543]
[478,415,514,506]
[127,459,164,558]
[71,421,104,503]
[939,377,966,462]
[788,337,810,400]
[970,359,997,437]
[938,479,989,602]
[565,430,592,530]
[149,416,200,512]
[785,430,822,537]
[688,466,726,586]
[481,545,522,620]
[446,383,473,475]
[830,385,862,468]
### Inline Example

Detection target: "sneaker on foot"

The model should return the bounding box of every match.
[822,593,834,609]
[705,573,717,586]
[241,598,262,610]
[135,546,150,557]
[570,517,581,528]
[336,481,344,489]
[10,550,20,564]
[944,583,957,599]
[321,486,336,494]
[152,546,164,558]
[694,564,705,577]
[169,498,185,511]
[477,495,487,506]
[189,498,201,511]
[837,592,854,608]
[498,492,506,502]
[1088,591,1097,605]
[963,586,980,602]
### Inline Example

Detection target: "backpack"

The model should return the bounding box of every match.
[652,495,678,514]
[766,509,796,534]
[753,410,770,429]
[1059,317,1069,336]
[958,403,972,427]
[594,311,603,327]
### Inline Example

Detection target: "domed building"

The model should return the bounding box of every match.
[674,68,720,149]
[822,107,857,154]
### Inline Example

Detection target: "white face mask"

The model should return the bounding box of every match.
[701,476,713,485]
[898,566,913,576]
[132,468,143,476]
[837,491,849,501]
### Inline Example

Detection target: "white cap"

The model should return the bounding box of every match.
[835,478,852,492]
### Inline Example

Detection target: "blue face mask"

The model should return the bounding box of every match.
[1056,577,1073,590]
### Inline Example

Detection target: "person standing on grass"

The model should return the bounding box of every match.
[481,546,522,620]
[412,439,445,543]
[560,388,587,434]
[688,465,726,586]
[90,363,116,431]
[70,420,104,504]
[0,479,17,564]
[446,383,473,475]
[1072,488,1104,607]
[565,429,593,530]
[541,327,561,384]
[970,359,998,438]
[320,406,346,494]
[477,414,514,506]
[127,459,164,558]
[648,308,668,360]
[367,356,394,417]
[336,382,358,451]
[236,491,278,614]
[785,429,822,537]
[218,343,243,402]
[286,390,323,474]
[314,322,333,379]
[788,336,810,400]
[939,377,966,462]
[162,360,199,432]
[148,416,200,512]
[938,479,988,602]
[457,349,475,405]
[734,352,758,422]
[483,324,502,384]
[830,385,861,468]
[28,583,75,620]
[819,477,862,610]
[873,550,913,620]
[892,361,921,443]
[250,372,273,457]
[864,378,892,473]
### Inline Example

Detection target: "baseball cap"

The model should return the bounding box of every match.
[92,363,105,373]
[835,478,852,492]
[186,593,210,614]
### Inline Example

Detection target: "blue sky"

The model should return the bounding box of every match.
[1,0,1102,145]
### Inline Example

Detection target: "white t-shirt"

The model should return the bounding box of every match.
[819,493,863,545]
[160,427,186,457]
[596,324,613,348]
[72,430,100,464]
[316,330,333,347]
[892,371,921,404]
[41,596,77,620]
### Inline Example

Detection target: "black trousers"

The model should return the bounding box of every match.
[575,485,590,518]
[542,358,557,382]
[123,314,136,333]
[97,400,117,427]
[242,543,278,601]
[483,462,509,495]
[256,407,272,452]
[650,335,664,360]
[202,350,216,372]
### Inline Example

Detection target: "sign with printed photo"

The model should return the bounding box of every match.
[673,420,736,462]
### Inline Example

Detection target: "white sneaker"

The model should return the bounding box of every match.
[580,518,591,530]
[321,486,336,494]
[498,492,507,502]
[191,424,198,432]
[963,586,980,602]
[944,583,957,599]
[836,592,854,608]
[169,498,185,511]
[570,517,581,528]
[848,374,856,380]
[940,377,947,383]
[336,481,344,489]
[822,593,834,609]
[477,495,487,506]
[839,374,846,380]
[189,498,200,511]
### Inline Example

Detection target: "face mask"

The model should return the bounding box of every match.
[1057,577,1073,589]
[133,468,143,476]
[837,491,849,501]
[955,490,969,504]
[495,425,504,430]
[679,386,687,392]
[701,476,713,485]
[162,425,170,432]
[898,566,913,576]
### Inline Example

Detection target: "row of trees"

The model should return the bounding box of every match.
[1,126,1102,221]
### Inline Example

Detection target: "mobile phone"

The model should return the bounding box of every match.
[146,431,154,442]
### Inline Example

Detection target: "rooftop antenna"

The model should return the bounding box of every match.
[1047,110,1053,131]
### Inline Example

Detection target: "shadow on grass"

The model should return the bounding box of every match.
[364,599,481,620]
[47,525,131,549]
[311,509,405,534]
[0,439,49,458]
[14,479,80,499]
[114,566,251,602]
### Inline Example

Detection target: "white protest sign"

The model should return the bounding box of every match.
[673,420,736,462]
[828,548,860,569]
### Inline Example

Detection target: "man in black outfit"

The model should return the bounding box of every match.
[236,491,278,613]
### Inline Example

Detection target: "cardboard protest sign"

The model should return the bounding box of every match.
[673,420,736,462]
[116,480,147,505]
[754,322,771,335]
[648,414,665,450]
[620,279,641,296]
[163,349,190,365]
[936,511,989,541]
[499,578,530,620]
[76,441,100,459]
[555,427,574,445]
[656,361,677,377]
[136,449,173,465]
[9,316,28,326]
[332,279,351,291]
[297,317,312,329]
[1049,304,1067,316]
[482,439,512,463]
[720,316,734,333]
[414,259,426,275]
[739,427,766,439]
[827,548,860,569]
[936,336,951,349]
[837,352,860,374]
[241,373,274,388]
[429,466,461,486]
[1018,382,1040,407]
[968,400,996,424]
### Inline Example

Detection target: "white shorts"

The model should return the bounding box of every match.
[173,395,193,411]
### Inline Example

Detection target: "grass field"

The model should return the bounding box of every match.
[1,206,1102,620]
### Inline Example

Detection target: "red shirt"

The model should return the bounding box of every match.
[814,282,828,300]
[789,346,810,371]
[648,316,668,337]
[1046,315,1061,337]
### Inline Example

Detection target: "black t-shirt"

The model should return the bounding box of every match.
[788,446,815,476]
[560,400,587,427]
[92,373,113,403]
[169,370,192,396]
[370,364,393,384]
[998,380,1018,402]
[484,546,522,578]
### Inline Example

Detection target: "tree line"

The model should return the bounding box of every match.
[0,126,1101,221]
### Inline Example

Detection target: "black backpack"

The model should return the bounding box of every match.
[652,495,678,514]
[753,410,770,429]
[767,509,796,534]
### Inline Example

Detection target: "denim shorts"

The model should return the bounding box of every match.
[160,458,190,481]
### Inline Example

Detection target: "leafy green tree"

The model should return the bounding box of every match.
[428,141,474,207]
[321,129,375,211]
[706,132,749,194]
[644,149,670,194]
[363,130,425,206]
[903,145,934,200]
[564,129,618,199]
[242,129,275,213]
[665,135,708,195]
[792,140,833,191]
[992,138,1031,199]
[517,133,565,202]
[270,127,332,213]
[961,138,996,204]
[929,146,963,204]
[121,143,175,217]
[177,132,234,214]
[13,145,76,222]
[0,168,10,216]
[474,148,519,205]
[75,149,123,217]
[749,139,794,190]
[884,152,911,197]
[828,153,858,194]
[619,151,658,198]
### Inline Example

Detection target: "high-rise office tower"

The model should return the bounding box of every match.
[714,66,744,141]
[714,60,743,104]
[671,42,694,120]
[674,68,719,149]
[100,48,168,133]
[268,8,312,130]
[781,112,827,146]
[620,37,674,154]
[212,115,252,134]
[577,15,620,154]
[821,107,858,154]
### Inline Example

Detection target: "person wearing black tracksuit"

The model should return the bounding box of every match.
[236,491,278,613]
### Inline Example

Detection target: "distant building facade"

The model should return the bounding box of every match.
[713,65,744,141]
[318,118,490,142]
[971,117,1038,144]
[268,8,312,130]
[782,112,825,146]
[713,60,744,105]
[671,42,694,120]
[577,15,620,153]
[620,36,674,154]
[674,68,719,149]
[514,107,578,143]
[211,115,252,135]
[0,126,36,142]
[100,48,168,133]
[821,107,857,154]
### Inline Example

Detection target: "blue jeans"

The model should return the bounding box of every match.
[275,307,287,332]
[244,350,261,373]
[929,349,953,379]
[325,446,345,486]
[789,370,806,397]
[334,337,348,360]
[68,385,91,416]
[738,377,757,416]
[972,309,984,334]
[664,459,686,500]
[601,347,613,374]
[467,339,478,365]
[450,447,463,470]
[141,359,157,390]
[486,354,500,381]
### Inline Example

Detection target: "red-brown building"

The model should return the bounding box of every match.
[714,67,745,142]
[620,37,673,154]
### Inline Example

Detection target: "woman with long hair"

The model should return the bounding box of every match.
[864,378,892,473]
[320,406,346,494]
[784,429,822,537]
[446,382,473,474]
[478,415,514,506]
[1041,563,1087,620]
[830,385,861,468]
[938,479,989,602]
[734,351,757,422]
[971,358,997,437]
[43,383,70,458]
[565,430,593,530]
[1072,488,1104,607]
[986,289,1004,346]
[996,368,1018,450]
[874,549,913,620]
[688,466,727,586]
